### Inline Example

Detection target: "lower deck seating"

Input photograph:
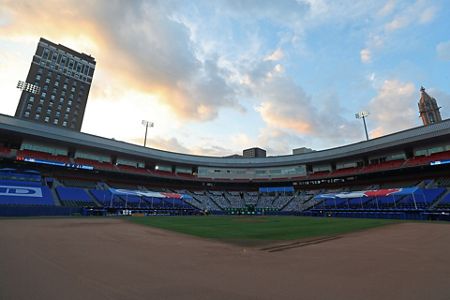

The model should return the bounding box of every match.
[56,187,97,207]
[310,187,447,213]
[436,192,450,209]
[90,189,124,208]
[0,180,54,206]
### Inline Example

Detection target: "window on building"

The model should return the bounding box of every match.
[54,81,59,87]
[53,119,59,125]
[43,49,49,59]
[45,78,50,84]
[71,87,75,92]
[28,96,35,103]
[57,105,62,110]
[63,121,67,127]
[35,74,41,80]
[36,107,42,113]
[44,116,49,123]
[68,100,72,106]
[26,103,32,110]
[50,95,55,101]
[59,97,64,103]
[429,113,435,123]
[46,109,51,114]
[24,111,30,118]
[49,101,53,107]
[64,113,69,120]
[66,107,70,112]
[55,111,61,117]
[56,75,61,80]
[63,84,67,90]
[41,92,47,98]
[35,114,40,120]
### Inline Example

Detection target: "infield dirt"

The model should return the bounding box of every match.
[0,218,449,300]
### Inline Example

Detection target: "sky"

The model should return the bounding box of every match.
[1,0,449,157]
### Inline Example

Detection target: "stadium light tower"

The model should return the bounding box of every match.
[16,80,41,94]
[355,111,370,141]
[141,120,154,147]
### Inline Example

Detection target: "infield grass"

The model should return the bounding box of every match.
[127,216,394,245]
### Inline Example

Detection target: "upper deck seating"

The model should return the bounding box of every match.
[17,149,71,164]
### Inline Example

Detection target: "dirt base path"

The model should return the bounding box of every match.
[0,218,449,300]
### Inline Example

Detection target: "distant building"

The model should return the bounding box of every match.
[293,147,315,155]
[223,154,243,158]
[243,147,266,158]
[15,37,96,131]
[418,86,442,126]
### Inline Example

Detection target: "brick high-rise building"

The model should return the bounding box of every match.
[418,86,442,126]
[15,38,96,131]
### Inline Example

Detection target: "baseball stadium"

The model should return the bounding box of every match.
[2,1,450,298]
[1,111,450,299]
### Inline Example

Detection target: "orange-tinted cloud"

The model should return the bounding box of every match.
[368,79,418,136]
[0,0,241,121]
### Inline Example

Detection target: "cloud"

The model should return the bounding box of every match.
[419,6,437,24]
[242,57,361,146]
[384,1,436,32]
[147,136,191,154]
[217,0,310,26]
[360,48,372,63]
[0,0,242,121]
[436,41,450,61]
[363,0,438,62]
[377,0,396,17]
[265,48,284,61]
[257,128,306,155]
[367,79,418,137]
[147,136,233,157]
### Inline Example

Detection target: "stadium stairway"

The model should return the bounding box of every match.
[47,178,63,206]
[279,196,295,211]
[84,188,102,207]
[429,188,450,209]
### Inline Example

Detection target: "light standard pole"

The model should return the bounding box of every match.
[355,111,370,141]
[141,120,154,147]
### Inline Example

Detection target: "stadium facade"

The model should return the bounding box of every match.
[0,113,449,219]
[0,113,449,182]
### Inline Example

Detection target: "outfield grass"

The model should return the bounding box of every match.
[127,216,394,245]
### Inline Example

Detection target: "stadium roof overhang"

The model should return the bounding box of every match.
[1,113,450,168]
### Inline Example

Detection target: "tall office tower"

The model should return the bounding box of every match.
[418,86,442,126]
[15,38,96,131]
